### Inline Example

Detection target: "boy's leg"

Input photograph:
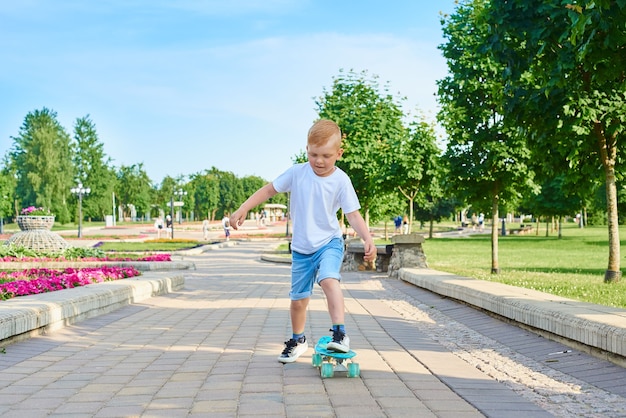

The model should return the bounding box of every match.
[320,278,344,324]
[316,238,351,353]
[320,278,350,352]
[278,297,310,363]
[278,252,314,363]
[290,297,309,334]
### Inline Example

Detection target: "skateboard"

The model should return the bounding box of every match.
[312,336,360,378]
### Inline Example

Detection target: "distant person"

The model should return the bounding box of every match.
[154,216,163,239]
[202,218,210,241]
[471,213,478,231]
[222,213,231,241]
[478,213,485,232]
[394,215,402,234]
[165,215,173,239]
[403,215,409,234]
[229,119,375,363]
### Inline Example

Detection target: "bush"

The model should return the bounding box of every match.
[0,244,106,260]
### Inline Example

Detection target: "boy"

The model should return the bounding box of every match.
[230,119,375,363]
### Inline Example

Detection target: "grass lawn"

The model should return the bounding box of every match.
[423,223,626,309]
[100,222,625,309]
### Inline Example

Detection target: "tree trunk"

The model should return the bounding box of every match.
[398,187,417,235]
[595,122,621,282]
[491,195,499,274]
[604,166,621,282]
[408,197,414,234]
[429,217,434,239]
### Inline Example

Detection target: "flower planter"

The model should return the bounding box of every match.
[16,216,55,231]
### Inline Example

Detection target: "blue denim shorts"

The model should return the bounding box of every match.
[290,237,344,301]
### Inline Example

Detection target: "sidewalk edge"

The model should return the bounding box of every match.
[0,274,184,345]
[399,267,626,362]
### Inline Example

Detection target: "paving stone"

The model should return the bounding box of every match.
[0,241,624,417]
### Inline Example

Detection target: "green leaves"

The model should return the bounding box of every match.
[316,69,407,220]
[9,108,75,223]
[450,0,626,275]
[438,0,536,214]
[315,69,446,230]
[73,115,117,221]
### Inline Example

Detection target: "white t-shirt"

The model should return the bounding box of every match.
[273,163,361,254]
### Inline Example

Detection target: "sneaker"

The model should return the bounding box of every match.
[326,328,350,353]
[278,336,308,363]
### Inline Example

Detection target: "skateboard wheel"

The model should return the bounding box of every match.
[321,362,334,378]
[312,353,322,367]
[348,362,360,378]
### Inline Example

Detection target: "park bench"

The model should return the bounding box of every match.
[508,224,534,235]
[342,233,428,276]
[342,239,393,272]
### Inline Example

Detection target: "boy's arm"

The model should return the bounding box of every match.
[345,210,376,262]
[230,183,278,229]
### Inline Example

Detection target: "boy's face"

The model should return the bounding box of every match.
[306,134,343,177]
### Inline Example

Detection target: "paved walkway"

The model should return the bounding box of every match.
[1,242,626,417]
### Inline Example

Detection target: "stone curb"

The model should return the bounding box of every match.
[0,273,185,346]
[173,240,238,255]
[399,267,626,362]
[260,253,291,264]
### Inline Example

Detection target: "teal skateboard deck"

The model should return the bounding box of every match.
[312,336,360,378]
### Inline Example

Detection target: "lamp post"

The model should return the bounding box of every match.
[174,189,187,224]
[170,189,187,239]
[71,183,91,238]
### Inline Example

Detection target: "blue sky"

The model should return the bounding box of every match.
[1,1,457,185]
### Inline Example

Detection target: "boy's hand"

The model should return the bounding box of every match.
[362,240,376,262]
[229,211,245,230]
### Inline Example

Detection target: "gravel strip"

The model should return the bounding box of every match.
[362,277,626,417]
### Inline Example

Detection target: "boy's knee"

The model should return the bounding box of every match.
[319,276,340,287]
[290,298,309,312]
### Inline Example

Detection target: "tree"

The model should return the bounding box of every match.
[0,169,15,228]
[523,176,582,238]
[8,108,75,223]
[368,191,405,239]
[389,116,441,234]
[413,162,457,239]
[154,175,178,218]
[437,1,536,273]
[241,175,279,215]
[189,171,220,220]
[316,69,407,226]
[484,1,626,282]
[115,164,152,220]
[414,196,459,238]
[72,115,117,221]
[218,170,244,218]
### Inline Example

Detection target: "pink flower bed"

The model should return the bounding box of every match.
[0,266,141,300]
[0,254,171,263]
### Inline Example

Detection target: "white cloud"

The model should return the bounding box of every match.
[0,1,453,183]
